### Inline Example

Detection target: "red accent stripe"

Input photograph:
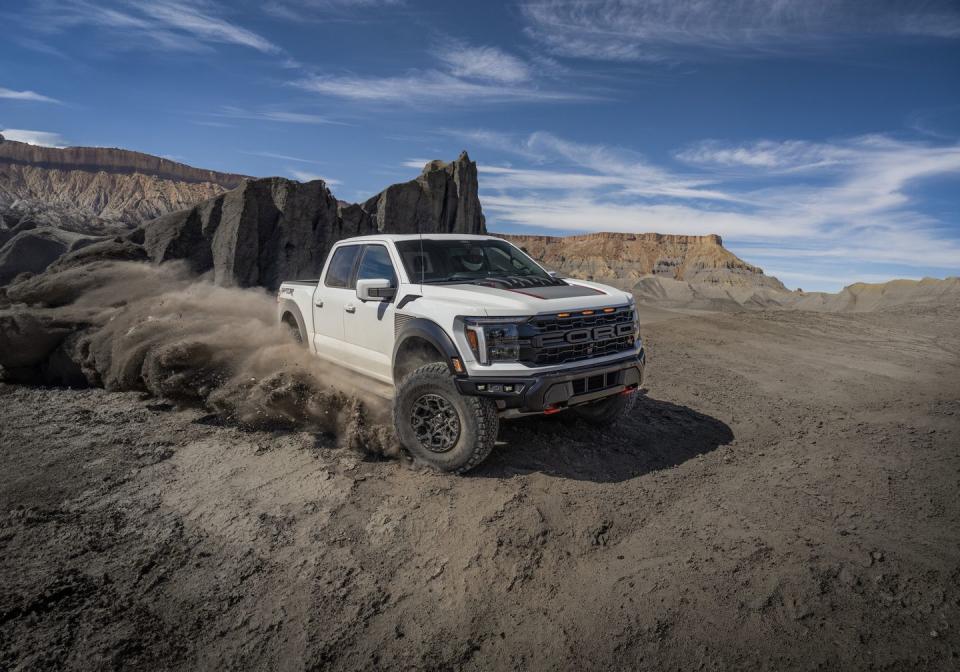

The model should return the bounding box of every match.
[505,288,548,299]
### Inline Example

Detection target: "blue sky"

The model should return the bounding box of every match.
[2,0,959,291]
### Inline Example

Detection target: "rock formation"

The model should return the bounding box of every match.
[499,232,787,293]
[0,137,248,282]
[141,151,486,290]
[361,153,484,235]
[0,136,246,224]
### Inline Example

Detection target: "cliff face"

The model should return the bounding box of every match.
[0,136,246,189]
[362,153,484,235]
[0,136,246,225]
[141,152,486,290]
[498,231,787,292]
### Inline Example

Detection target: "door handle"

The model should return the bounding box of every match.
[315,300,324,308]
[344,304,356,313]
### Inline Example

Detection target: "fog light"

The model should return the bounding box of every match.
[477,384,487,391]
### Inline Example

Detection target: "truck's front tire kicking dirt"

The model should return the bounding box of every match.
[393,362,499,473]
[571,392,636,425]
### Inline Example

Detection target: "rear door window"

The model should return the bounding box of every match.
[324,245,362,288]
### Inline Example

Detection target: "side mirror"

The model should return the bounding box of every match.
[356,278,396,301]
[548,270,565,279]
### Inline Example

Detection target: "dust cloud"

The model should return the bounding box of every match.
[0,261,398,456]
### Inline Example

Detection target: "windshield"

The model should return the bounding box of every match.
[395,239,552,284]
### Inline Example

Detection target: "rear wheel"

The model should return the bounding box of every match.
[282,314,305,346]
[571,392,636,425]
[393,362,499,473]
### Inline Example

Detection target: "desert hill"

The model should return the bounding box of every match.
[499,231,793,310]
[788,276,960,313]
[0,134,246,224]
[0,134,249,283]
[499,232,786,292]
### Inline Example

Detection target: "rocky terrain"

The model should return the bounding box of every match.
[0,142,484,290]
[0,134,247,284]
[2,299,958,670]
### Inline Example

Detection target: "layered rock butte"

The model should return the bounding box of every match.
[499,232,787,292]
[0,134,248,284]
[0,134,246,225]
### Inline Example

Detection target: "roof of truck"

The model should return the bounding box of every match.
[337,233,501,243]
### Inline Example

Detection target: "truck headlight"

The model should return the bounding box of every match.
[464,319,522,365]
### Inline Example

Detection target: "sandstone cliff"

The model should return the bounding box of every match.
[0,136,246,226]
[140,151,486,290]
[499,232,787,293]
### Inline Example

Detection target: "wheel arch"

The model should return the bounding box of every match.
[277,298,309,346]
[393,318,461,382]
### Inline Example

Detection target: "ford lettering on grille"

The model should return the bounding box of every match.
[539,322,634,347]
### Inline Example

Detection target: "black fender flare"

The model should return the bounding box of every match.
[392,318,462,379]
[277,298,309,345]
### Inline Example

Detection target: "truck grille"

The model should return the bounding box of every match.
[521,306,636,366]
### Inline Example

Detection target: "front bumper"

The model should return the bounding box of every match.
[455,348,645,413]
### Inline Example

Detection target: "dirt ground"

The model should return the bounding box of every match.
[2,303,959,671]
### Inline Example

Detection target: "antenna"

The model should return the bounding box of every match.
[418,226,425,288]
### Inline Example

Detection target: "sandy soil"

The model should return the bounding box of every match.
[2,303,959,670]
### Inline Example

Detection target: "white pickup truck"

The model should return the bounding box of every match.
[277,234,645,472]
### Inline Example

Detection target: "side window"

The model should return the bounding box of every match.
[324,245,362,288]
[356,245,397,287]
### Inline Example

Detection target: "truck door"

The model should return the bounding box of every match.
[343,243,398,382]
[312,244,362,362]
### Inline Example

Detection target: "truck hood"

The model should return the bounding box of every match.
[417,279,632,316]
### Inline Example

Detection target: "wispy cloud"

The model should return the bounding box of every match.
[214,106,343,125]
[522,0,960,61]
[242,150,325,164]
[0,128,70,148]
[288,169,340,185]
[0,87,61,104]
[19,0,279,54]
[455,129,960,289]
[264,0,404,22]
[293,41,589,105]
[437,44,532,84]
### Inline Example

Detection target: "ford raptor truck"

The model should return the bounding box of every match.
[277,234,645,473]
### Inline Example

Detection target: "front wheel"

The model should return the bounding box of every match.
[393,362,499,473]
[570,392,636,425]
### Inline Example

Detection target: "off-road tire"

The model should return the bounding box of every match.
[571,391,637,425]
[393,362,499,473]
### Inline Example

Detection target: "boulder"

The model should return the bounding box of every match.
[144,177,342,289]
[0,228,71,285]
[48,237,148,272]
